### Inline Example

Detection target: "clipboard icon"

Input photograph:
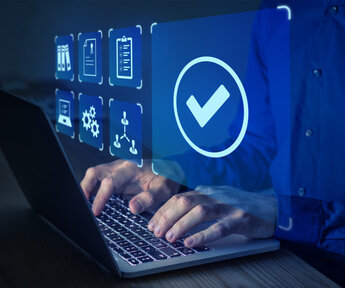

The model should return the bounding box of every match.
[116,36,133,79]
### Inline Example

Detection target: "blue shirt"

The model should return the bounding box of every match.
[172,1,345,255]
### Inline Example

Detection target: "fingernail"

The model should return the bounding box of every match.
[92,206,98,216]
[185,238,193,247]
[131,200,142,214]
[148,221,155,231]
[166,231,174,241]
[154,226,161,236]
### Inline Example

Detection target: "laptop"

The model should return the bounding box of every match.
[57,99,72,127]
[0,90,279,278]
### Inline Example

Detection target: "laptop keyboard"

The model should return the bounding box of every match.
[89,194,210,266]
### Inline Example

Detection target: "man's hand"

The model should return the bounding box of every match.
[80,160,180,216]
[148,189,277,248]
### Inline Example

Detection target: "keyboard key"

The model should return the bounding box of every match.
[147,237,161,244]
[178,247,194,255]
[133,240,149,247]
[104,218,112,225]
[136,229,150,237]
[130,250,146,258]
[127,258,140,266]
[147,250,168,260]
[134,218,148,226]
[100,226,108,232]
[160,247,181,258]
[128,214,139,221]
[127,235,141,242]
[110,234,123,242]
[122,231,134,238]
[117,240,131,248]
[142,245,156,253]
[138,256,153,263]
[171,241,184,248]
[128,223,139,231]
[110,245,123,255]
[152,241,167,249]
[114,226,126,233]
[124,210,132,217]
[193,246,210,252]
[105,231,116,237]
[109,222,120,229]
[120,252,131,259]
[124,246,139,253]
[121,218,131,225]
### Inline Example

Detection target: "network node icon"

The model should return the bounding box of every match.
[55,89,75,137]
[55,35,74,81]
[78,31,103,84]
[79,93,104,150]
[109,99,143,166]
[108,26,142,88]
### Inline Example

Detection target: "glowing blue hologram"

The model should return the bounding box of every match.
[277,5,292,20]
[55,89,74,137]
[109,100,142,165]
[109,26,142,88]
[79,94,103,150]
[83,38,97,76]
[278,217,293,231]
[173,56,248,158]
[78,31,103,84]
[186,84,231,128]
[55,35,74,81]
[116,36,133,79]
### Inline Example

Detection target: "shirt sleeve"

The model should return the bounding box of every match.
[274,195,345,256]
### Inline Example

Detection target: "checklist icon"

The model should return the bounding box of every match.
[116,36,133,79]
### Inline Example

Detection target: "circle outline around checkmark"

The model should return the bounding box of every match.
[173,56,249,158]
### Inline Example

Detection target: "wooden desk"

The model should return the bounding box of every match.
[0,150,340,288]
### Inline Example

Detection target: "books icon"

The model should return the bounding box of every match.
[57,44,72,72]
[55,35,74,81]
[116,36,133,79]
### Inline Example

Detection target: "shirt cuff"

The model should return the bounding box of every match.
[274,194,322,245]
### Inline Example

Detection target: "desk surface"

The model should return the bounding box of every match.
[0,150,340,288]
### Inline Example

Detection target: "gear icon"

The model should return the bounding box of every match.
[82,110,91,130]
[90,119,100,138]
[89,106,96,119]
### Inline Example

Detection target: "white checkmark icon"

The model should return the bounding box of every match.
[186,84,230,128]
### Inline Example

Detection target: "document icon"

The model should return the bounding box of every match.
[116,36,133,79]
[83,38,96,76]
[78,31,102,84]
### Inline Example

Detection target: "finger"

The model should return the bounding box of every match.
[166,203,229,242]
[80,167,102,200]
[128,176,173,215]
[108,163,136,195]
[184,215,242,248]
[148,193,202,237]
[92,177,115,215]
